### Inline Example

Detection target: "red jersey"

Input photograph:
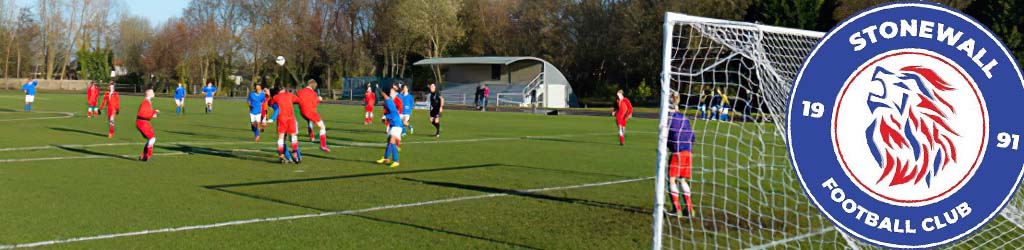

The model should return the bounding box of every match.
[365,91,376,106]
[87,85,100,106]
[296,88,321,112]
[616,97,633,120]
[269,92,298,120]
[137,98,157,120]
[261,94,270,114]
[384,97,403,114]
[100,91,120,113]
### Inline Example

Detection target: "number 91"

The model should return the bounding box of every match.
[997,132,1020,150]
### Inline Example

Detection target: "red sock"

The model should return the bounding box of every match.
[291,142,299,152]
[670,192,682,212]
[684,194,693,213]
[278,145,285,154]
[146,146,154,158]
[87,111,92,117]
[396,140,401,148]
[619,135,625,144]
[320,135,327,148]
[109,125,115,136]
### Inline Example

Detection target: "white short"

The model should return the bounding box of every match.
[175,99,183,106]
[25,95,34,103]
[205,97,213,104]
[250,114,261,123]
[388,127,403,140]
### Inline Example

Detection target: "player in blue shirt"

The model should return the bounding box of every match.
[21,79,37,111]
[247,84,267,142]
[174,83,186,115]
[399,84,414,135]
[667,92,696,217]
[202,82,217,114]
[376,86,403,168]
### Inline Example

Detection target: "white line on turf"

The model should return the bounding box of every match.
[0,131,657,153]
[0,176,654,249]
[0,141,243,153]
[0,152,187,163]
[0,111,74,122]
[0,131,661,163]
[742,227,837,250]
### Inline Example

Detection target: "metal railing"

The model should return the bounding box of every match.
[522,72,544,108]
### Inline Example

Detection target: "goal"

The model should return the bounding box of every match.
[653,12,1024,249]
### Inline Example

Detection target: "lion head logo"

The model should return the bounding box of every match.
[865,65,960,188]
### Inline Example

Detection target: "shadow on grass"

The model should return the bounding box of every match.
[207,188,330,212]
[204,163,503,189]
[157,144,279,164]
[55,145,134,161]
[50,127,108,138]
[251,148,349,161]
[166,130,235,140]
[350,215,540,249]
[522,136,613,146]
[503,164,633,179]
[399,177,650,215]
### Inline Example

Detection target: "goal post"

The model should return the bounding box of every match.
[653,12,856,249]
[654,11,1024,250]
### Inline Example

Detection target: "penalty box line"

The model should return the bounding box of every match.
[0,131,658,152]
[0,111,74,122]
[0,176,654,249]
[0,132,656,163]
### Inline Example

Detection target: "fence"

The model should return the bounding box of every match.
[1,79,91,91]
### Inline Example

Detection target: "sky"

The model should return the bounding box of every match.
[13,0,190,26]
[125,0,189,25]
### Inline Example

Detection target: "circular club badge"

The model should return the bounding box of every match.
[788,2,1024,249]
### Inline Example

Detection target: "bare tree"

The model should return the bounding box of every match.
[397,0,463,84]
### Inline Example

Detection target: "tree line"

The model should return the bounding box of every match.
[0,0,1019,103]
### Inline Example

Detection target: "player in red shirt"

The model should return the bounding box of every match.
[364,84,376,125]
[86,81,100,118]
[136,89,160,161]
[614,90,633,146]
[260,87,273,132]
[269,88,301,163]
[297,79,330,152]
[99,83,120,138]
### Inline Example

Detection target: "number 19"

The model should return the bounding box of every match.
[801,101,825,118]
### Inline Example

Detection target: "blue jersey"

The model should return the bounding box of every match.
[384,99,403,129]
[202,86,217,97]
[22,80,37,96]
[400,93,414,115]
[247,92,266,115]
[667,111,695,152]
[269,103,280,121]
[174,87,186,99]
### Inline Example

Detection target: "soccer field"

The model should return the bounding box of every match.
[0,90,661,249]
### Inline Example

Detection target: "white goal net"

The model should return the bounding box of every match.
[653,12,1024,249]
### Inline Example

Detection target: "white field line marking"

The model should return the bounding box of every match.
[0,131,658,153]
[0,131,661,163]
[0,141,244,152]
[0,176,653,249]
[0,111,74,122]
[742,227,837,250]
[0,152,187,163]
